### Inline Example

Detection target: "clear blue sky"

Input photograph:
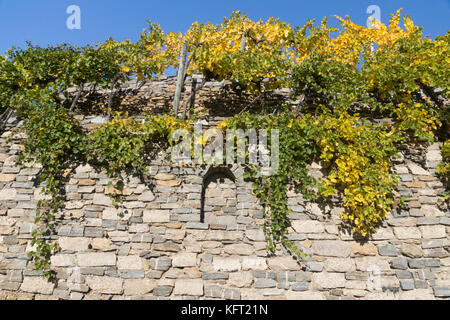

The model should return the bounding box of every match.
[0,0,448,55]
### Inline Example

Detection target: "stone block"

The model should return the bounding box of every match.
[267,257,300,271]
[117,256,144,270]
[311,241,351,257]
[213,257,241,272]
[312,272,346,289]
[174,279,203,296]
[393,227,421,240]
[349,242,377,256]
[124,279,155,295]
[85,276,123,294]
[143,210,171,223]
[150,257,172,271]
[324,258,356,272]
[401,244,423,258]
[77,252,116,267]
[377,245,398,257]
[242,257,267,271]
[245,229,265,241]
[419,225,446,239]
[223,244,254,256]
[0,188,16,201]
[228,272,253,288]
[172,253,197,268]
[93,194,113,206]
[50,254,76,267]
[21,277,54,295]
[291,220,325,233]
[254,278,277,289]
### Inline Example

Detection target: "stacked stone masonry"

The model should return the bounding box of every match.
[0,77,449,300]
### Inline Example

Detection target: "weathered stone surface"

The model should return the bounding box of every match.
[137,191,155,202]
[224,288,241,300]
[202,231,243,241]
[172,253,197,268]
[77,253,116,267]
[117,256,143,270]
[213,257,241,272]
[398,289,434,300]
[312,241,351,257]
[174,279,204,296]
[204,284,223,298]
[408,258,440,269]
[224,244,254,256]
[371,228,395,240]
[378,245,398,257]
[50,254,76,267]
[0,188,16,201]
[228,272,253,288]
[20,277,54,295]
[355,257,390,271]
[391,257,408,270]
[91,238,111,251]
[312,273,346,289]
[433,287,450,297]
[58,237,90,252]
[254,279,277,288]
[158,179,181,187]
[401,244,423,258]
[291,282,309,291]
[242,257,267,271]
[150,257,172,271]
[291,220,325,233]
[393,227,422,240]
[58,224,85,237]
[122,270,145,279]
[324,258,355,272]
[152,286,173,296]
[93,194,113,206]
[396,270,412,279]
[305,262,323,272]
[419,225,446,239]
[0,174,16,182]
[406,162,430,176]
[286,291,324,300]
[267,257,300,271]
[400,280,414,291]
[1,282,21,291]
[186,222,209,230]
[7,270,23,283]
[85,276,123,294]
[202,272,229,280]
[143,210,171,223]
[124,279,155,295]
[102,208,131,221]
[153,242,181,252]
[349,242,377,256]
[245,229,265,241]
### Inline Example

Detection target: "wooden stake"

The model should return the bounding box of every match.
[240,32,246,51]
[173,40,188,118]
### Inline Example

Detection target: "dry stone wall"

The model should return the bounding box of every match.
[0,77,449,300]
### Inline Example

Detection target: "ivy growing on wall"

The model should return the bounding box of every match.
[0,9,448,276]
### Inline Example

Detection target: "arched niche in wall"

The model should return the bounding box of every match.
[200,166,237,226]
